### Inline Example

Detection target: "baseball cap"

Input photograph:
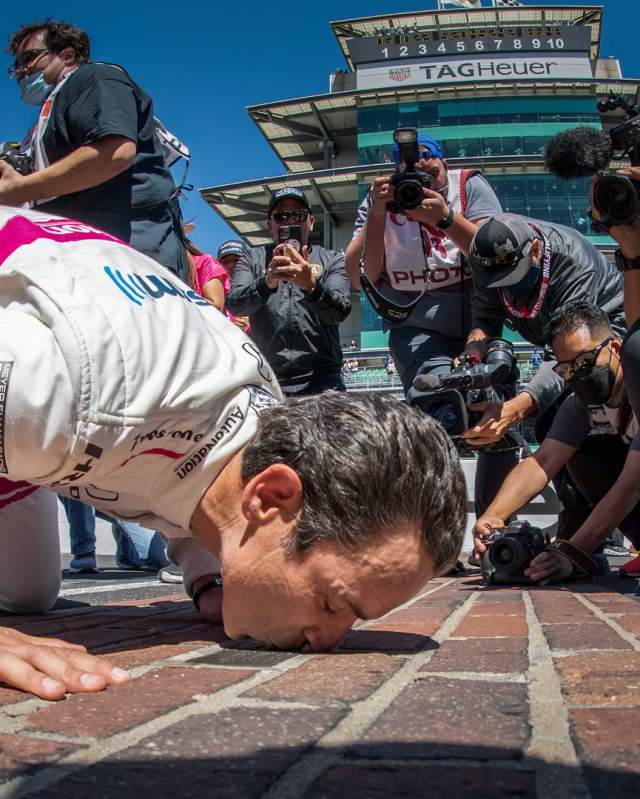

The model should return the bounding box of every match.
[217,240,245,260]
[392,134,444,164]
[267,187,312,216]
[469,215,537,290]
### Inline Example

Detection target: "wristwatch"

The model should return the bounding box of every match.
[436,208,455,230]
[614,248,640,272]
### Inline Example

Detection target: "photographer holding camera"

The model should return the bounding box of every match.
[473,302,640,583]
[460,213,625,539]
[345,130,519,517]
[1,20,187,278]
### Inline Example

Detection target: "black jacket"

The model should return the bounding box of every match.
[226,243,351,390]
[471,219,625,413]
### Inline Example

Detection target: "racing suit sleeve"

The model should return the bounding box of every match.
[165,537,221,598]
[226,249,274,316]
[301,250,352,325]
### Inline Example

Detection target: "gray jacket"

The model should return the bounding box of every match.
[227,243,351,389]
[470,219,625,414]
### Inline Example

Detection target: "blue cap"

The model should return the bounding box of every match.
[392,134,443,164]
[217,240,245,260]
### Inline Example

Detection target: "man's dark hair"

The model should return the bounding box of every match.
[241,391,467,575]
[545,301,613,347]
[7,20,90,64]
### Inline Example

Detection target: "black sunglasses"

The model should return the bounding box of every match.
[553,337,612,380]
[271,209,309,224]
[471,237,532,269]
[8,47,49,77]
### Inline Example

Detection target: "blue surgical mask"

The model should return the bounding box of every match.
[18,70,53,106]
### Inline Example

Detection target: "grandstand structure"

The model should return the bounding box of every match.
[200,2,637,350]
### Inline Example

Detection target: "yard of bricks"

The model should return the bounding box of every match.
[1,571,639,798]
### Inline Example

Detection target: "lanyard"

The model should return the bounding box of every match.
[500,238,551,320]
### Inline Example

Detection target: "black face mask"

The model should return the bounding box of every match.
[504,263,541,308]
[569,363,617,406]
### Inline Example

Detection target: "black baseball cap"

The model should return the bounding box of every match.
[217,240,245,260]
[267,187,312,216]
[469,215,537,290]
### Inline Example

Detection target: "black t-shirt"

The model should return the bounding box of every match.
[36,63,186,277]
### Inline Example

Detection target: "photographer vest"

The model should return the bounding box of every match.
[383,169,476,293]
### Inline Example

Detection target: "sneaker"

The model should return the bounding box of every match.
[68,553,98,573]
[604,540,630,557]
[158,563,183,584]
[619,554,640,579]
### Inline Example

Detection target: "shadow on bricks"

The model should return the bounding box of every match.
[7,741,639,799]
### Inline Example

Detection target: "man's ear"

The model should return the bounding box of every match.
[59,46,77,66]
[241,464,303,524]
[611,337,623,355]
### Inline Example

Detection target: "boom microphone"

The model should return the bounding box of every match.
[544,126,612,179]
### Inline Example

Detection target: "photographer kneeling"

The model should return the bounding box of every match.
[461,213,625,540]
[345,131,519,517]
[474,302,640,582]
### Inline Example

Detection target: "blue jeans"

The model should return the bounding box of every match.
[59,497,169,569]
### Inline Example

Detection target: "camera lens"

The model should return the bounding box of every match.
[489,538,526,572]
[395,179,425,210]
[594,174,640,225]
[429,401,463,436]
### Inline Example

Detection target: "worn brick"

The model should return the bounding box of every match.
[357,677,529,759]
[366,607,450,637]
[555,652,640,707]
[0,685,26,706]
[533,601,595,624]
[467,602,525,617]
[423,637,528,674]
[569,707,640,795]
[27,667,253,738]
[0,734,80,783]
[105,642,203,669]
[452,615,528,638]
[307,764,535,799]
[543,622,631,651]
[337,629,435,653]
[610,614,640,637]
[248,653,402,704]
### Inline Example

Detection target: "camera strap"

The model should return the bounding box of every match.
[359,192,432,323]
[547,540,598,578]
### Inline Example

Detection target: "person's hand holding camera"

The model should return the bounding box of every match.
[0,159,28,206]
[463,393,534,447]
[472,515,505,559]
[266,246,294,289]
[406,188,450,228]
[266,245,316,293]
[368,176,393,218]
[524,549,573,584]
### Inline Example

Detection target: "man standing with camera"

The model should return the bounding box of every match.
[226,187,351,396]
[1,19,187,279]
[473,302,640,582]
[345,132,518,517]
[461,213,625,539]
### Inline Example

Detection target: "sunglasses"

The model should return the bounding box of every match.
[553,337,612,380]
[8,47,49,78]
[392,148,434,165]
[471,238,532,269]
[271,209,309,224]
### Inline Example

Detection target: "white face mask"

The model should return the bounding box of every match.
[18,70,53,106]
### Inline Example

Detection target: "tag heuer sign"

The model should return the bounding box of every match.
[389,67,411,82]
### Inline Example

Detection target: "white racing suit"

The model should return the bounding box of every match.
[0,206,282,612]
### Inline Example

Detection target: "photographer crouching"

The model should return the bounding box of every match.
[344,130,520,519]
[474,302,639,583]
[460,213,626,542]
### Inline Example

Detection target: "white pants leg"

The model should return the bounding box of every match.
[0,484,60,614]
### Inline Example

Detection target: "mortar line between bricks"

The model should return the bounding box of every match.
[522,591,589,799]
[259,589,483,799]
[0,656,331,799]
[573,592,640,652]
[414,670,526,683]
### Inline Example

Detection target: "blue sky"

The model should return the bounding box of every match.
[2,0,637,256]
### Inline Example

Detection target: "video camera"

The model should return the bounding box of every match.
[409,338,520,455]
[0,141,33,176]
[481,521,550,585]
[544,90,640,230]
[387,128,433,214]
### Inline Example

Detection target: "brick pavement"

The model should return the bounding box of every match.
[0,573,639,798]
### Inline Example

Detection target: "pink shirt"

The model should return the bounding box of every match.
[192,253,229,297]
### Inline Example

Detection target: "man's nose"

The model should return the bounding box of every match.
[304,614,356,653]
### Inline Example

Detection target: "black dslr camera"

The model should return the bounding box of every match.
[544,91,640,230]
[0,141,33,176]
[387,128,433,213]
[409,338,520,455]
[481,521,551,585]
